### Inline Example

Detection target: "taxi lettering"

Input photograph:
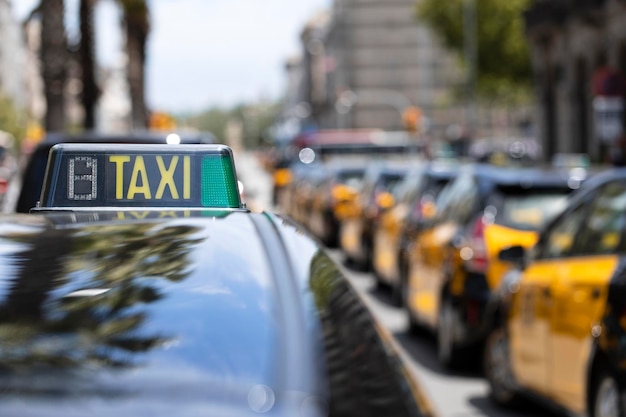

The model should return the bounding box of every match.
[117,210,192,220]
[108,155,191,200]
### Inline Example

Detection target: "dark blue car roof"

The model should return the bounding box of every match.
[0,209,428,417]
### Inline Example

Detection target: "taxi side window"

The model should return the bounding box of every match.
[399,172,425,205]
[437,175,478,224]
[408,177,444,223]
[570,181,626,256]
[535,200,589,259]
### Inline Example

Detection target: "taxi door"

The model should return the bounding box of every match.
[408,175,477,328]
[509,262,553,394]
[548,257,614,413]
[410,221,457,327]
[509,200,589,397]
[547,182,626,413]
[374,201,408,282]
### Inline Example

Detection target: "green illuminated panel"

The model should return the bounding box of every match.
[201,156,240,208]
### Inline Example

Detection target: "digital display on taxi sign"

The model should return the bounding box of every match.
[38,144,242,209]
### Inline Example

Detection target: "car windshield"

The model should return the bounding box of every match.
[336,169,365,191]
[496,187,570,230]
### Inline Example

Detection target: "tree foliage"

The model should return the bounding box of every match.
[416,0,533,103]
[183,108,232,142]
[0,95,27,147]
[182,103,280,148]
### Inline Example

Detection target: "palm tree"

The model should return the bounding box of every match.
[0,223,203,368]
[80,0,99,129]
[39,0,67,132]
[117,0,150,129]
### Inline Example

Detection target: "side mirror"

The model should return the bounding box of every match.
[498,245,525,264]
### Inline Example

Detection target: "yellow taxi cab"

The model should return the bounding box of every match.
[339,163,408,271]
[286,163,328,227]
[484,168,626,417]
[404,164,582,368]
[372,162,457,305]
[307,161,366,247]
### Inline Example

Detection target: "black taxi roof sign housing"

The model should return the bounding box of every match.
[35,144,243,211]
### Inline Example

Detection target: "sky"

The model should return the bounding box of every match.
[13,0,330,114]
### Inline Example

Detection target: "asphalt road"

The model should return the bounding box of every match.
[327,249,565,417]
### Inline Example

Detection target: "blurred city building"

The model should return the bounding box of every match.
[0,0,33,112]
[271,56,307,144]
[525,0,626,163]
[22,17,46,123]
[277,0,463,140]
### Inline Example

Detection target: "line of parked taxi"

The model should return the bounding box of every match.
[275,151,626,417]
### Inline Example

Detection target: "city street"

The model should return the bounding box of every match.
[4,0,626,415]
[237,151,564,417]
[328,249,564,417]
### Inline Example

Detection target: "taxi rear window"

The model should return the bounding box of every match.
[336,169,365,191]
[495,186,570,230]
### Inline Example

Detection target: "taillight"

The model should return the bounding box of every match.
[0,178,7,194]
[410,196,436,220]
[273,169,293,187]
[465,217,488,273]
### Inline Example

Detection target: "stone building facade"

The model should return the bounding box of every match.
[525,0,626,162]
[0,0,29,110]
[296,0,461,133]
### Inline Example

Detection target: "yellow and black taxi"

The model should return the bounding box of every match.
[372,161,457,305]
[307,160,367,247]
[339,162,409,271]
[0,143,428,416]
[283,162,328,226]
[484,168,626,417]
[404,164,582,368]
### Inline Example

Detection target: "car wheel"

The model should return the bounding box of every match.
[406,307,424,335]
[437,297,461,369]
[484,327,518,406]
[399,276,408,309]
[390,278,403,307]
[361,238,373,272]
[323,212,338,248]
[399,255,412,308]
[591,368,623,417]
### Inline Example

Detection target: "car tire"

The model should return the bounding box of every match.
[437,297,462,369]
[590,367,623,417]
[406,310,424,336]
[399,254,412,308]
[391,278,403,307]
[484,327,518,407]
[361,237,373,272]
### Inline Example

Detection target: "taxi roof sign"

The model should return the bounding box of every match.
[36,144,243,210]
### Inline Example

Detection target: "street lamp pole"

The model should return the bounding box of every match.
[463,0,478,134]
